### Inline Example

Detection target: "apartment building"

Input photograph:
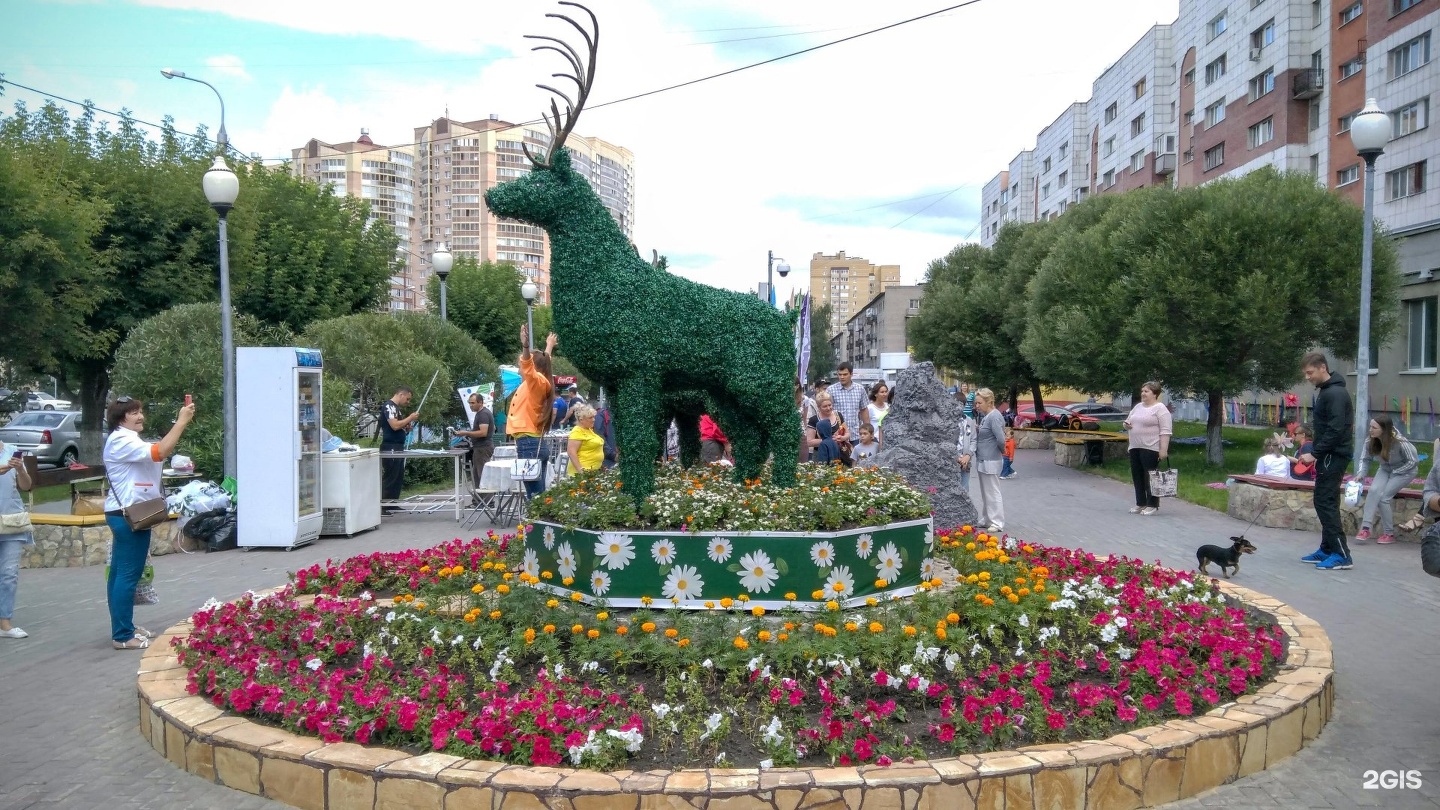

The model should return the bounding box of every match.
[1034,103,1091,222]
[834,285,925,368]
[295,116,634,311]
[808,252,903,337]
[978,151,1036,245]
[976,0,1439,437]
[291,132,419,311]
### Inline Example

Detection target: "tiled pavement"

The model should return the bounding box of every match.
[1,450,1438,809]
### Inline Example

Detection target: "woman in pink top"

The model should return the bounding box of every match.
[1123,381,1172,515]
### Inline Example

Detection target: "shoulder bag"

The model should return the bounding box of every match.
[1148,461,1180,498]
[105,464,170,532]
[0,511,32,533]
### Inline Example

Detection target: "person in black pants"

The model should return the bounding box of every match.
[379,386,419,515]
[1298,353,1354,569]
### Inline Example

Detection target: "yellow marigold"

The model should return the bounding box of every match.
[733,636,749,650]
[543,624,556,634]
[974,594,986,602]
[452,564,465,575]
[783,622,796,631]
[903,626,917,637]
[587,629,601,639]
[572,624,585,634]
[615,625,628,636]
[978,571,991,581]
[664,628,679,639]
[758,630,772,642]
[965,574,979,584]
[489,610,502,620]
[751,606,765,617]
[704,601,716,609]
[811,589,825,600]
[546,599,559,609]
[503,572,514,581]
[1035,584,1046,592]
[419,565,432,574]
[641,596,653,606]
[738,594,749,602]
[825,600,839,611]
[965,542,976,551]
[1018,588,1031,597]
[563,577,575,586]
[1000,586,1013,595]
[596,611,609,621]
[865,597,878,607]
[482,561,495,571]
[570,592,584,602]
[641,622,656,633]
[778,632,789,642]
[496,584,511,594]
[720,598,734,609]
[874,579,888,589]
[844,621,859,632]
[1007,593,1020,604]
[523,628,536,644]
[946,612,960,624]
[464,614,478,623]
[784,592,797,601]
[868,621,884,633]
[812,622,827,633]
[542,571,554,580]
[936,627,948,641]
[471,584,484,594]
[930,578,943,588]
[1047,594,1058,601]
[414,602,427,611]
[677,638,690,647]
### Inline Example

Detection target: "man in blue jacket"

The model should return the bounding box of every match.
[1298,352,1354,570]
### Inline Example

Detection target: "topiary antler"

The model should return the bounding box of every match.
[523,1,598,168]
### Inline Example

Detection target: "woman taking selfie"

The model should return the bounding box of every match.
[103,396,194,650]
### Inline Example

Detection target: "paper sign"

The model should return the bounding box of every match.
[459,383,496,426]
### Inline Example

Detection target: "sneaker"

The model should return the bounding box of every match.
[0,627,28,639]
[986,524,1004,534]
[1128,506,1143,514]
[1354,528,1372,542]
[1376,533,1396,545]
[1299,548,1328,564]
[1000,474,1015,480]
[1315,553,1353,570]
[1139,507,1159,516]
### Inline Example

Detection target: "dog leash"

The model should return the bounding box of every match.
[1236,501,1270,539]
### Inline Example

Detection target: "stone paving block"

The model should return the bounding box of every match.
[444,786,496,810]
[329,768,377,810]
[261,757,325,810]
[376,775,447,810]
[215,746,262,794]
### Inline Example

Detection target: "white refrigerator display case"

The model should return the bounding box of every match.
[237,347,324,549]
[321,448,381,536]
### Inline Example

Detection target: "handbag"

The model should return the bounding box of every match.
[104,465,169,531]
[134,564,159,605]
[1148,463,1179,498]
[512,458,542,482]
[0,511,32,533]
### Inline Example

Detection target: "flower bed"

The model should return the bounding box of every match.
[172,528,1286,773]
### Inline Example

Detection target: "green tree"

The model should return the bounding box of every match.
[1025,169,1400,464]
[226,163,398,333]
[111,303,293,476]
[424,257,527,360]
[806,302,837,383]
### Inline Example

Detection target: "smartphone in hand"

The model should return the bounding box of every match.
[185,394,193,406]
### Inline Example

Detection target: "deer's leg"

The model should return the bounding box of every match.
[764,393,801,489]
[675,411,702,469]
[615,376,662,500]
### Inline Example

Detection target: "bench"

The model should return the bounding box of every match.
[1226,473,1424,538]
[1053,434,1129,467]
[1015,427,1113,451]
[19,455,108,510]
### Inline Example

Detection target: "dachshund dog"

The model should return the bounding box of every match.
[1196,536,1257,579]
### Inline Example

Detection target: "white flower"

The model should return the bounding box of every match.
[737,550,779,593]
[699,712,724,741]
[761,716,785,747]
[595,533,636,570]
[359,590,373,601]
[921,558,936,581]
[707,537,733,563]
[652,702,674,720]
[759,758,774,770]
[1114,615,1129,628]
[1018,613,1030,628]
[810,541,836,568]
[702,658,714,669]
[556,542,577,580]
[1099,624,1119,643]
[924,528,934,549]
[944,651,961,672]
[874,542,902,584]
[914,643,941,665]
[590,570,612,596]
[824,565,855,599]
[1015,640,1025,657]
[607,728,645,753]
[1115,645,1134,660]
[898,663,914,677]
[663,565,704,601]
[522,548,539,579]
[543,525,556,550]
[855,533,874,559]
[651,538,676,565]
[305,658,323,671]
[568,730,601,765]
[488,647,512,681]
[1038,626,1059,646]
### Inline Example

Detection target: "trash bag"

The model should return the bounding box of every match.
[167,480,231,517]
[183,507,237,553]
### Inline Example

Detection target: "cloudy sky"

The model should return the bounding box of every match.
[5,0,1178,301]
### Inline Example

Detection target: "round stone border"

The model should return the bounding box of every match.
[136,580,1333,810]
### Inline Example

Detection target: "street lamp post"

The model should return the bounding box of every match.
[1350,97,1389,476]
[160,69,228,150]
[432,243,453,322]
[520,277,538,352]
[766,250,790,309]
[202,157,240,480]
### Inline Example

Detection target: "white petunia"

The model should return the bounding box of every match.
[595,533,636,570]
[824,565,855,599]
[761,716,785,747]
[707,537,733,563]
[305,658,323,671]
[699,712,724,741]
[810,541,836,568]
[874,542,902,584]
[1018,613,1030,628]
[590,570,612,596]
[556,542,577,580]
[651,538,676,565]
[607,728,645,753]
[523,548,539,579]
[737,550,779,593]
[855,533,874,559]
[663,565,704,601]
[652,702,674,720]
[543,525,556,550]
[944,651,961,672]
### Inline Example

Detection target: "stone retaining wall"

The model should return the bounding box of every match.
[22,516,191,569]
[1054,438,1129,468]
[1226,481,1423,540]
[137,581,1334,810]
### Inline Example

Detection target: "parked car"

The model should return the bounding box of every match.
[1066,402,1130,420]
[24,391,73,411]
[0,410,83,466]
[1013,404,1100,430]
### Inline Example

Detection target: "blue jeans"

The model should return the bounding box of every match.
[106,515,151,643]
[0,536,25,620]
[1001,456,1014,477]
[514,436,547,500]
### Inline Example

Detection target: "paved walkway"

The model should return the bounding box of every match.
[0,452,1437,809]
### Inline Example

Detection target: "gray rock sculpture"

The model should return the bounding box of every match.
[870,361,979,529]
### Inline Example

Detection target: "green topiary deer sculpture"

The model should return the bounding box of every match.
[485,3,799,501]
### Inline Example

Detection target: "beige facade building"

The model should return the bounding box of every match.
[294,116,635,310]
[291,131,419,311]
[808,252,902,337]
[834,285,925,368]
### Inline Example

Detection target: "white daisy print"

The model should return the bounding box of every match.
[595,533,636,570]
[810,541,836,568]
[924,528,934,550]
[651,538,676,566]
[825,565,855,599]
[855,534,874,559]
[737,550,779,594]
[921,557,936,582]
[590,570,612,596]
[543,525,556,550]
[663,565,704,601]
[874,542,903,585]
[523,548,539,578]
[556,542,577,580]
[707,537,733,564]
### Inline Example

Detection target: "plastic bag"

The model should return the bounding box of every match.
[168,480,231,517]
[1343,479,1361,507]
[183,507,237,552]
[134,581,159,605]
[171,454,195,473]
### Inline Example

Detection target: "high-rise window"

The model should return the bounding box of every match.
[1385,160,1427,200]
[1391,98,1430,138]
[1131,113,1146,136]
[1249,68,1276,100]
[1205,54,1229,85]
[1058,171,1068,188]
[1338,110,1359,132]
[1130,151,1146,172]
[1408,297,1438,370]
[1105,102,1119,123]
[1043,156,1053,173]
[1208,12,1228,41]
[1250,19,1276,51]
[1205,99,1228,127]
[1204,143,1226,170]
[1103,137,1116,157]
[1339,58,1364,79]
[1248,117,1275,148]
[1393,0,1422,13]
[1339,2,1363,24]
[1134,77,1147,99]
[1337,164,1360,186]
[1390,32,1431,77]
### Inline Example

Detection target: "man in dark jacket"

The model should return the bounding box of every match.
[1298,352,1354,570]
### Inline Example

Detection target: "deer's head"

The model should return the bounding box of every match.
[484,2,598,229]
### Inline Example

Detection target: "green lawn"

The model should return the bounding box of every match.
[1079,421,1434,513]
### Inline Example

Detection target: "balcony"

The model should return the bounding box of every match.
[1155,153,1177,176]
[1292,68,1323,100]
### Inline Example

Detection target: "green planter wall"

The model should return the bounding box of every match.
[525,518,935,610]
